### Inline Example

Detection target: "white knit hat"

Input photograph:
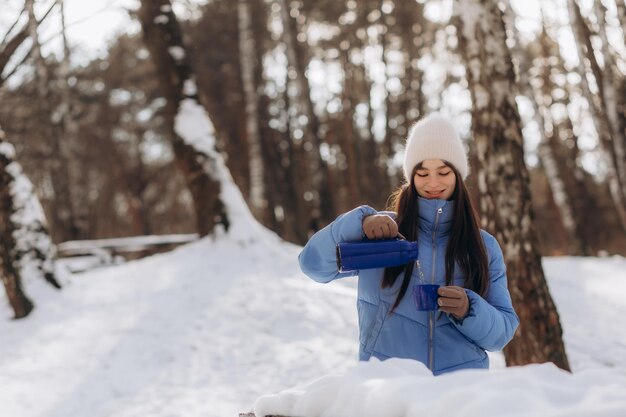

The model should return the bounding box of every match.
[403,113,469,181]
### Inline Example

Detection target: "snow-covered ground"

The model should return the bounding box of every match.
[1,220,625,417]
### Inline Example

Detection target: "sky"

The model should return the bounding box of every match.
[60,0,139,54]
[41,0,140,61]
[36,0,212,61]
[2,0,545,61]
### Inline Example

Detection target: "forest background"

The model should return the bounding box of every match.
[1,0,624,253]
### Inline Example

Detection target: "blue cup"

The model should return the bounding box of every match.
[413,284,440,311]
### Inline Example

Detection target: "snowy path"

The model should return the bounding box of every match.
[544,257,626,370]
[0,232,360,417]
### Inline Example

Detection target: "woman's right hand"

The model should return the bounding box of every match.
[362,214,403,240]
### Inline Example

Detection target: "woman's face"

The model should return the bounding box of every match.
[413,159,457,200]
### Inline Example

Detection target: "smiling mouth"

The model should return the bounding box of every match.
[425,190,444,198]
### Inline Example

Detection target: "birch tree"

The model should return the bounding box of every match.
[502,3,589,254]
[0,134,33,318]
[1,129,60,318]
[52,0,86,240]
[0,2,55,88]
[278,0,335,227]
[26,0,71,242]
[617,0,626,38]
[138,0,231,236]
[567,0,626,233]
[0,10,28,87]
[25,0,85,241]
[0,2,60,319]
[454,0,570,370]
[238,0,266,218]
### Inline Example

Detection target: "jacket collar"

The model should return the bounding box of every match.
[417,196,454,237]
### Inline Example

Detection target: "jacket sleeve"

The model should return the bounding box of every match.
[298,205,379,283]
[448,232,519,351]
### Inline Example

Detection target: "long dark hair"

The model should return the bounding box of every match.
[382,162,489,312]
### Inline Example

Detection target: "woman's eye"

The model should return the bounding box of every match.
[416,173,428,177]
[439,171,451,176]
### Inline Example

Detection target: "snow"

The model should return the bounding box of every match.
[55,234,199,272]
[1,204,625,417]
[154,14,169,25]
[56,233,199,255]
[1,140,56,280]
[255,360,626,417]
[0,140,16,158]
[173,95,264,239]
[159,4,172,14]
[254,256,626,417]
[183,79,198,96]
[168,45,186,61]
[174,98,216,155]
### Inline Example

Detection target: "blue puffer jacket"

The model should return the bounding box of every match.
[298,198,519,375]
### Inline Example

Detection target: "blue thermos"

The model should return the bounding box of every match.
[336,239,419,272]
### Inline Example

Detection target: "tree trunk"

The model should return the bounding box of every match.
[617,0,626,40]
[395,0,426,129]
[504,13,589,255]
[238,0,266,217]
[26,0,83,242]
[339,51,362,207]
[0,2,55,87]
[1,127,61,318]
[454,0,570,370]
[278,0,334,226]
[592,0,626,230]
[0,140,34,318]
[535,11,596,255]
[502,2,588,255]
[378,1,399,193]
[138,0,228,236]
[54,0,86,240]
[0,28,28,87]
[352,48,384,208]
[567,0,626,233]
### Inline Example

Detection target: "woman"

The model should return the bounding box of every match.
[298,113,519,375]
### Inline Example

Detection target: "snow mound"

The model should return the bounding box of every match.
[255,357,626,417]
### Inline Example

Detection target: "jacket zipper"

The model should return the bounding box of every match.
[428,206,443,372]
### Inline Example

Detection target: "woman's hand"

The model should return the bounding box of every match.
[437,286,469,320]
[362,214,403,240]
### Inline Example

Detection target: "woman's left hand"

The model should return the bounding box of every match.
[437,286,469,320]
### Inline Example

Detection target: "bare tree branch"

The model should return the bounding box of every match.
[0,0,58,86]
[0,6,26,48]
